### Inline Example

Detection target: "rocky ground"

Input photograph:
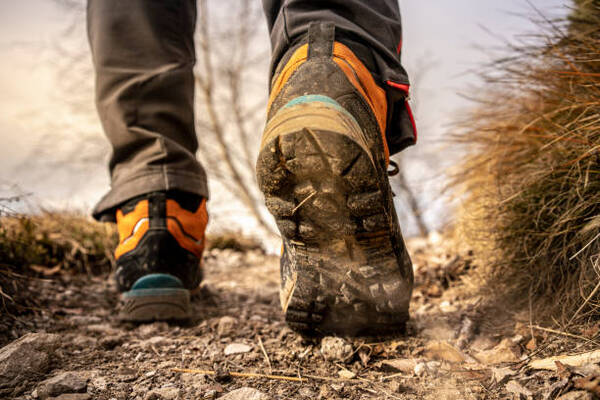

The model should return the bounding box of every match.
[1,235,600,400]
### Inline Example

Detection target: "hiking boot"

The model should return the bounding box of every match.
[256,22,414,335]
[114,191,208,321]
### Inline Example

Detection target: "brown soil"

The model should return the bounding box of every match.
[1,236,598,399]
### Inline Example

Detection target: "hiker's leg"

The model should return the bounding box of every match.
[262,0,417,154]
[88,0,209,322]
[88,0,208,220]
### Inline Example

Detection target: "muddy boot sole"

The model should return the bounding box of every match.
[257,99,411,335]
[119,274,191,322]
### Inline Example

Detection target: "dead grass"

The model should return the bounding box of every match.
[453,2,600,326]
[206,232,265,253]
[0,211,266,314]
[0,213,117,313]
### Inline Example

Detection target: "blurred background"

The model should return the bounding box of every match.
[0,0,568,247]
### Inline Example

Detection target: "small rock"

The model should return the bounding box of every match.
[71,336,97,349]
[137,322,168,337]
[157,361,176,369]
[426,361,441,371]
[36,372,87,399]
[0,333,60,389]
[379,359,418,374]
[115,367,137,382]
[505,380,533,398]
[249,315,266,323]
[439,300,457,313]
[475,338,521,364]
[557,391,594,400]
[203,384,224,399]
[99,335,124,350]
[48,394,91,400]
[338,369,356,379]
[414,361,439,376]
[144,387,180,400]
[423,341,465,363]
[320,337,353,362]
[86,324,119,335]
[512,334,525,344]
[330,383,344,392]
[218,387,271,400]
[491,367,515,384]
[298,387,313,397]
[89,375,107,391]
[68,316,102,326]
[470,335,498,352]
[141,336,168,348]
[224,343,252,355]
[414,362,427,376]
[180,374,206,394]
[217,316,238,337]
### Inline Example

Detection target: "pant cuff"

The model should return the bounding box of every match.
[92,170,209,221]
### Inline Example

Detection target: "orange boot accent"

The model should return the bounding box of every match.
[332,42,389,164]
[166,198,209,258]
[115,200,150,259]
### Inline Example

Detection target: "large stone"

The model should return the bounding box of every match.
[36,372,87,399]
[218,387,271,400]
[0,333,60,388]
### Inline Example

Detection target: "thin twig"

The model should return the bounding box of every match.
[172,368,367,384]
[357,376,404,400]
[380,372,412,381]
[567,279,600,326]
[257,336,272,374]
[528,288,535,348]
[172,368,307,382]
[0,285,14,303]
[570,231,600,260]
[291,191,317,215]
[531,325,600,346]
[150,345,161,357]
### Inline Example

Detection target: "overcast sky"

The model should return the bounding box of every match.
[0,0,569,237]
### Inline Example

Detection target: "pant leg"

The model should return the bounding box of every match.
[88,0,208,221]
[262,0,417,155]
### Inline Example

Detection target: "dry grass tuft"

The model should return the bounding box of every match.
[0,212,265,314]
[454,2,600,325]
[0,213,117,313]
[206,232,265,253]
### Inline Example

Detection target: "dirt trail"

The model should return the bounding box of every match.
[1,237,598,399]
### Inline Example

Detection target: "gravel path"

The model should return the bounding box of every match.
[1,238,596,399]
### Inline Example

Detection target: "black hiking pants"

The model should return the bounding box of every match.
[87,0,415,219]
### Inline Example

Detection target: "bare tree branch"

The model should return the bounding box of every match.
[197,0,276,236]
